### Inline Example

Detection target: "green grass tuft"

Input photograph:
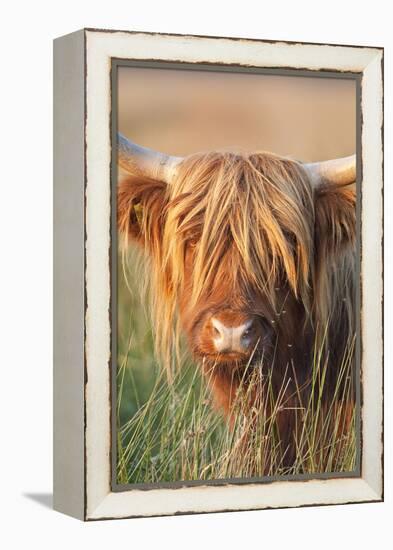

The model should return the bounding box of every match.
[117,251,356,485]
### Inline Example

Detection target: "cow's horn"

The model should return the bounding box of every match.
[118,133,182,183]
[305,155,356,186]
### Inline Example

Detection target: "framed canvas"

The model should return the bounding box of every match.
[53,28,384,521]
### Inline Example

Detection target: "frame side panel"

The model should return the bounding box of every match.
[53,29,85,520]
[83,29,383,519]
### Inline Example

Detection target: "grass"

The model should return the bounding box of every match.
[116,249,356,485]
[117,342,356,484]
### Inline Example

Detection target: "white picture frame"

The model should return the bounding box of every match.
[53,28,383,521]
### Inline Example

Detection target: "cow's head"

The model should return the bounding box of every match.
[118,134,355,370]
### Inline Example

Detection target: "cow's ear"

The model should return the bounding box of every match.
[314,181,356,258]
[118,174,168,248]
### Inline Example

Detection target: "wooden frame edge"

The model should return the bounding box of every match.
[53,28,383,521]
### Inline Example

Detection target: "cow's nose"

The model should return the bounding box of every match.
[211,315,260,354]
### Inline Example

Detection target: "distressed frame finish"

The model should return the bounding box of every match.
[53,28,383,521]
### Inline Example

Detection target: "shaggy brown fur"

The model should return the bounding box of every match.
[118,150,356,469]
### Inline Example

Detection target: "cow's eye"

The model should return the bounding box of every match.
[188,239,198,249]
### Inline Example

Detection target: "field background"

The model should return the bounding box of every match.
[117,67,356,484]
[118,67,356,160]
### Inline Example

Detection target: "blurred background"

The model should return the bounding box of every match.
[116,65,357,447]
[118,66,356,161]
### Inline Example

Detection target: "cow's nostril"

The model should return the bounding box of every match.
[209,314,260,354]
[241,325,256,345]
[242,328,252,338]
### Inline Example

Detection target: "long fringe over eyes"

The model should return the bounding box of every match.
[119,151,355,372]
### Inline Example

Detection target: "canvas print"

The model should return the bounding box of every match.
[115,65,358,486]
